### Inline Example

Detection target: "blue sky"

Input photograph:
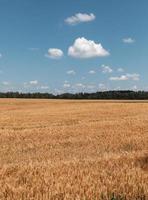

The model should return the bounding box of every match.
[0,0,147,93]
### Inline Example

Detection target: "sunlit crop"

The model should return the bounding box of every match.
[0,99,147,199]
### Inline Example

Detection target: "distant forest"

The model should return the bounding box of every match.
[0,91,148,100]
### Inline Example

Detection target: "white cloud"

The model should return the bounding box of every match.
[126,74,140,81]
[132,85,138,91]
[122,37,135,44]
[68,37,109,59]
[45,48,63,59]
[23,81,49,91]
[114,86,121,90]
[89,70,96,74]
[75,83,85,88]
[110,73,140,81]
[40,86,49,90]
[101,65,113,73]
[66,70,76,75]
[53,89,64,95]
[98,83,107,91]
[23,82,28,87]
[63,83,71,88]
[2,81,9,86]
[64,80,69,83]
[65,13,95,25]
[117,68,124,72]
[110,75,128,81]
[87,84,96,89]
[29,80,38,85]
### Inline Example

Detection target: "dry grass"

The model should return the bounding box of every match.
[0,99,148,200]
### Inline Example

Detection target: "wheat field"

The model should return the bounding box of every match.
[0,99,147,200]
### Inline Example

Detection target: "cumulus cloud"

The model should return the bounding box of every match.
[132,85,138,91]
[101,65,113,73]
[66,70,76,75]
[68,37,109,59]
[110,73,140,81]
[87,84,96,89]
[65,13,95,25]
[110,75,128,81]
[40,86,49,90]
[23,81,49,91]
[29,80,38,85]
[89,70,96,74]
[126,74,140,80]
[122,37,135,44]
[63,83,71,88]
[75,83,85,88]
[99,83,107,91]
[45,48,63,59]
[117,68,124,72]
[2,81,9,86]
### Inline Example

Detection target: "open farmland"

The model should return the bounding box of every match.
[0,99,148,200]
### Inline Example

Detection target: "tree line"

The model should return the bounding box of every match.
[0,90,148,99]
